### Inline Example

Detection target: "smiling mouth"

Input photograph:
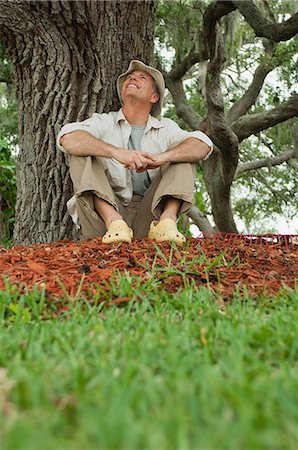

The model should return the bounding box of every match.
[127,83,139,89]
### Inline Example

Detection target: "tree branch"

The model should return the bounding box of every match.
[169,49,205,81]
[251,170,285,201]
[0,76,12,84]
[235,148,297,177]
[227,40,277,124]
[203,2,238,157]
[231,94,298,141]
[187,205,215,232]
[233,0,298,42]
[164,75,202,130]
[205,1,236,23]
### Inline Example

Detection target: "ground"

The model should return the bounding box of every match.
[1,235,298,450]
[0,234,297,308]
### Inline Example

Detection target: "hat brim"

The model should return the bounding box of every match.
[117,60,165,118]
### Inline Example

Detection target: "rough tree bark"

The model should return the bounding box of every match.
[0,0,157,244]
[231,94,298,142]
[235,148,297,178]
[201,3,239,232]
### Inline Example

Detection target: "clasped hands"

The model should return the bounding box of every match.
[113,148,167,172]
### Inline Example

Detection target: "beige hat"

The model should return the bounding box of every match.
[117,60,165,118]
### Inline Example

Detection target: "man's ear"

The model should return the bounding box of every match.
[151,92,160,104]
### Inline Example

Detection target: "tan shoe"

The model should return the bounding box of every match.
[102,220,133,243]
[148,218,186,244]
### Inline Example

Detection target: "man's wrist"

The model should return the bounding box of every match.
[107,144,119,159]
[162,150,172,163]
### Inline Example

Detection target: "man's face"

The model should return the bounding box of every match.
[122,70,159,107]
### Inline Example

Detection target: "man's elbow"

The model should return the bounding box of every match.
[60,132,76,147]
[59,131,81,154]
[201,142,213,160]
[59,134,68,148]
[192,138,212,160]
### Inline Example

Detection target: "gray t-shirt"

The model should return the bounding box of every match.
[128,124,151,195]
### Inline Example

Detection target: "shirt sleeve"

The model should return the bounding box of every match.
[56,113,109,152]
[165,119,214,160]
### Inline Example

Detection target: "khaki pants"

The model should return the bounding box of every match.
[68,155,196,239]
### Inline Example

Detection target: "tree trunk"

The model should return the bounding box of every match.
[203,150,238,233]
[201,6,239,234]
[0,0,157,244]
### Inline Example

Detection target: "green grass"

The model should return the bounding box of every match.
[0,276,298,450]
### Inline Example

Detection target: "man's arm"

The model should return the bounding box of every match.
[60,130,115,157]
[138,137,211,171]
[60,130,157,170]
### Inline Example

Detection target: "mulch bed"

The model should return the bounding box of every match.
[0,236,297,305]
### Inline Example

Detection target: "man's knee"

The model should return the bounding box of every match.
[159,162,196,186]
[68,155,89,188]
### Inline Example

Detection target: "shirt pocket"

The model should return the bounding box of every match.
[142,133,167,155]
[102,157,128,189]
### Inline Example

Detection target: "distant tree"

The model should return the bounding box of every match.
[0,44,17,243]
[0,135,16,243]
[156,0,298,232]
[0,0,157,244]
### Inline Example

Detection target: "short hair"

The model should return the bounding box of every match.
[152,80,159,95]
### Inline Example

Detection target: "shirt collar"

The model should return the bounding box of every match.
[116,108,165,132]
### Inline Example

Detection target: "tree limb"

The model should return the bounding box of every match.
[252,170,285,201]
[164,75,202,130]
[187,205,215,232]
[0,76,12,84]
[203,2,238,157]
[226,40,277,124]
[169,49,204,81]
[235,148,297,177]
[232,94,298,141]
[204,1,236,23]
[233,0,298,42]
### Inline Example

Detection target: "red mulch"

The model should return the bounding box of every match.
[0,237,297,306]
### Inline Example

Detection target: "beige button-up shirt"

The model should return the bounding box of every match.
[57,109,213,223]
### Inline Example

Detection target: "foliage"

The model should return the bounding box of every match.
[0,136,16,244]
[0,45,18,244]
[0,279,297,449]
[155,0,207,65]
[0,44,17,139]
[0,83,18,139]
[0,44,11,84]
[233,116,298,233]
[155,0,298,232]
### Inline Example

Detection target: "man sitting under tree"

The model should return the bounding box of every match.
[57,60,213,244]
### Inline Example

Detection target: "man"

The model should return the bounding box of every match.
[57,60,213,244]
